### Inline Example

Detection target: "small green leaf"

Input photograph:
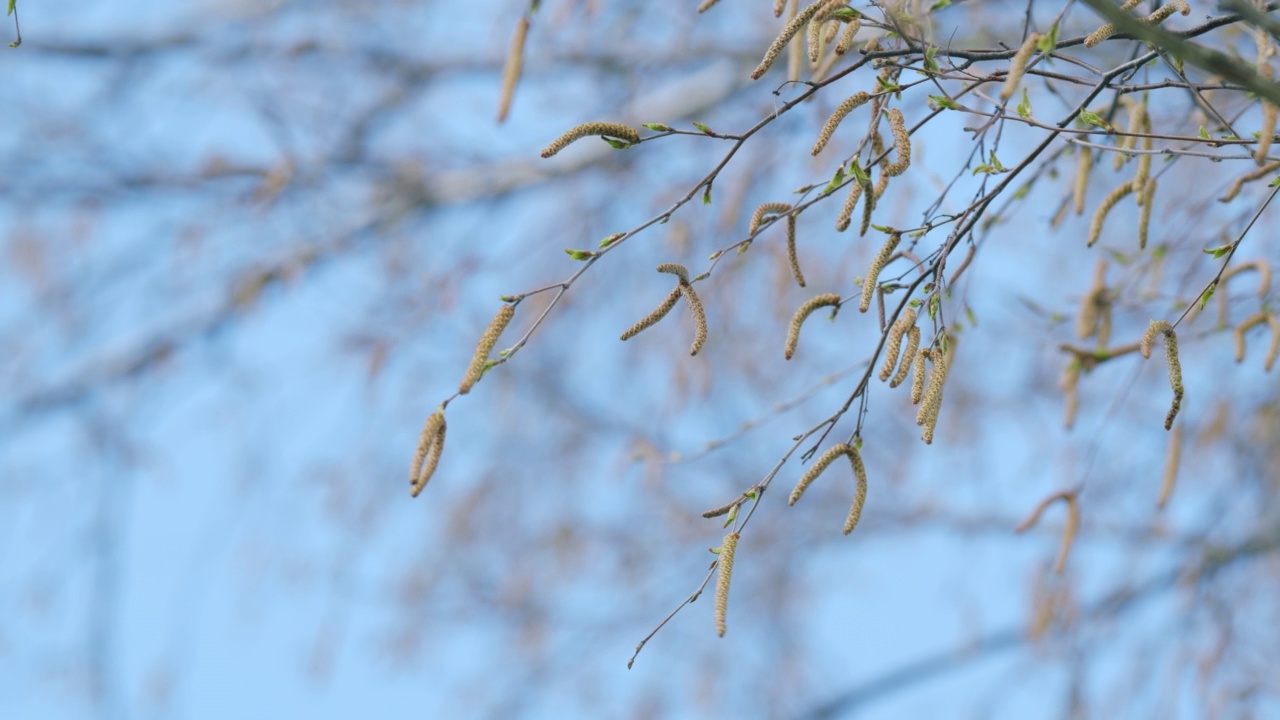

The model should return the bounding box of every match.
[565,248,597,261]
[1202,243,1234,258]
[1037,23,1059,54]
[1269,175,1280,187]
[603,137,633,149]
[965,306,978,327]
[703,183,713,205]
[929,94,959,110]
[1016,88,1032,120]
[1199,282,1217,310]
[875,76,902,94]
[923,45,939,73]
[723,504,738,528]
[1198,125,1211,140]
[930,0,951,10]
[641,122,671,132]
[849,162,870,185]
[6,0,13,17]
[1078,110,1109,130]
[692,121,716,136]
[831,7,861,19]
[598,233,624,249]
[824,163,846,194]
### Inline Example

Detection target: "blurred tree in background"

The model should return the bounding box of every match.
[2,1,1279,718]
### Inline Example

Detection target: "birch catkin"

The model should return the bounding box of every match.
[785,293,841,359]
[541,122,640,158]
[714,532,738,637]
[842,446,869,535]
[1087,181,1136,247]
[680,281,708,356]
[1140,320,1184,430]
[999,32,1040,103]
[860,232,900,312]
[620,287,682,341]
[1015,491,1080,575]
[1234,311,1280,372]
[835,17,861,55]
[410,411,446,497]
[879,308,918,381]
[752,0,831,80]
[496,17,529,124]
[459,303,516,394]
[789,442,850,505]
[835,175,864,232]
[883,109,912,177]
[892,326,920,388]
[749,202,792,235]
[1074,146,1092,216]
[812,91,871,155]
[910,348,929,404]
[786,213,806,287]
[1158,423,1181,509]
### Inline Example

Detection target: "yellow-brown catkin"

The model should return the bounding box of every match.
[697,0,723,12]
[749,202,792,235]
[1083,0,1144,48]
[892,325,920,388]
[752,0,830,80]
[410,411,446,497]
[812,91,872,155]
[883,109,911,176]
[1140,320,1183,430]
[879,307,918,381]
[910,347,929,404]
[860,232,901,312]
[1114,101,1142,169]
[1000,32,1040,103]
[917,346,950,445]
[1074,145,1092,215]
[1087,180,1136,247]
[842,446,868,535]
[785,292,842,359]
[679,281,708,356]
[714,532,738,637]
[1158,423,1182,509]
[1076,260,1107,341]
[540,122,640,158]
[1061,362,1081,429]
[1234,311,1279,372]
[1144,0,1190,26]
[835,175,864,232]
[1015,491,1080,575]
[789,442,852,505]
[620,286,682,341]
[774,0,788,17]
[786,213,806,287]
[835,17,861,55]
[496,17,529,124]
[459,303,516,394]
[1133,109,1153,203]
[1258,102,1277,164]
[656,262,690,282]
[1220,160,1280,202]
[1137,177,1156,249]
